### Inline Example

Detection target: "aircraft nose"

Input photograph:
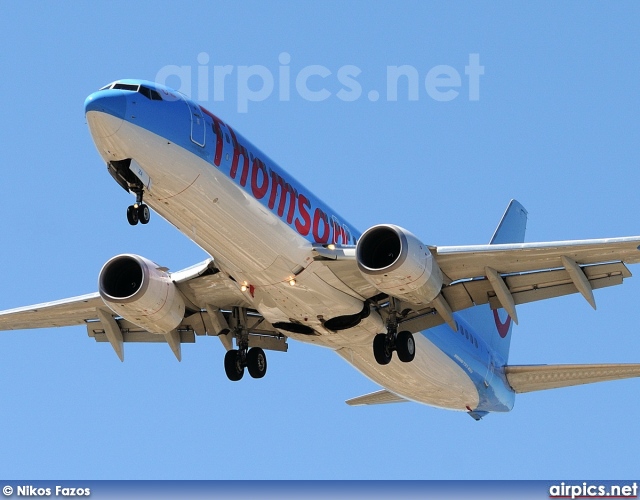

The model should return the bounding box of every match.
[84,90,127,138]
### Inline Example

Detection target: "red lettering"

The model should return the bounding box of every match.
[229,128,250,187]
[295,194,311,235]
[198,106,352,245]
[313,208,330,243]
[342,225,352,245]
[335,225,347,245]
[251,158,269,199]
[209,114,224,167]
[269,171,297,223]
[331,219,341,244]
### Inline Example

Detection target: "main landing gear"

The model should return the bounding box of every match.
[223,307,268,381]
[372,300,415,365]
[127,189,150,226]
[224,346,267,381]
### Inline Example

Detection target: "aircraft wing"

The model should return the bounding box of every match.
[434,237,640,281]
[3,236,639,360]
[316,236,640,332]
[0,258,284,361]
[0,293,104,330]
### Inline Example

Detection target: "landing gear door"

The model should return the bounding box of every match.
[184,99,206,147]
[129,159,152,190]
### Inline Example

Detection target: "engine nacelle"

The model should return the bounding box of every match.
[98,254,186,334]
[356,224,443,305]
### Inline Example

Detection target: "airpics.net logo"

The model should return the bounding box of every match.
[549,482,638,499]
[154,52,484,113]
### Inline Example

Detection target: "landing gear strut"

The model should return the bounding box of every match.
[223,307,268,381]
[127,189,150,226]
[372,299,415,365]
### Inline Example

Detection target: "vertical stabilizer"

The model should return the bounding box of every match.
[462,200,528,364]
[489,199,528,245]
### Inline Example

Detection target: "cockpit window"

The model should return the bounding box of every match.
[138,85,163,101]
[112,83,139,91]
[99,82,163,100]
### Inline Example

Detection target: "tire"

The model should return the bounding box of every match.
[373,334,392,365]
[247,347,267,379]
[396,331,415,363]
[224,349,244,381]
[126,205,139,225]
[138,204,150,224]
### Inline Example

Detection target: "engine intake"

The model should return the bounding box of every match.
[99,254,186,334]
[356,224,443,305]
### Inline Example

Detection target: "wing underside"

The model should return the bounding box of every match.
[2,235,640,365]
[316,236,640,334]
[0,259,285,361]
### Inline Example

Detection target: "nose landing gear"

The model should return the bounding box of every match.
[127,189,150,226]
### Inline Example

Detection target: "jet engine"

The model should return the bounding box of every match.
[98,254,186,334]
[356,224,443,305]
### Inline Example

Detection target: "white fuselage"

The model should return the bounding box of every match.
[87,109,480,411]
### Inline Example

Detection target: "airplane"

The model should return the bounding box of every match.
[2,79,640,420]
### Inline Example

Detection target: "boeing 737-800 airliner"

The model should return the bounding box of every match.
[2,79,640,420]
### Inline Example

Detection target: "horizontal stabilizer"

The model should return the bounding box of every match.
[505,363,640,393]
[346,389,408,406]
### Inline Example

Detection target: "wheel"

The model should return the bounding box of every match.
[247,347,267,379]
[373,333,392,365]
[138,204,150,224]
[126,205,139,225]
[396,331,415,363]
[224,349,244,381]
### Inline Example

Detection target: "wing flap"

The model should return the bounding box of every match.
[88,320,197,343]
[395,262,630,334]
[483,261,629,308]
[505,364,640,393]
[488,273,623,309]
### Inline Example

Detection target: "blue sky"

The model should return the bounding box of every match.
[1,1,640,479]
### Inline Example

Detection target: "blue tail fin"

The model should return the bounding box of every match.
[490,199,528,245]
[460,200,527,363]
